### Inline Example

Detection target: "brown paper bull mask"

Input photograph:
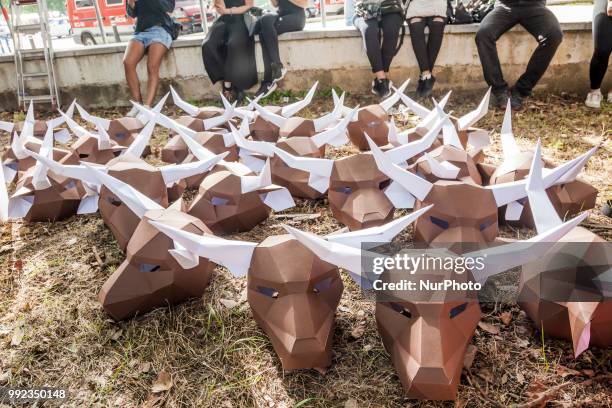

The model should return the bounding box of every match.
[80,167,218,320]
[100,207,217,321]
[187,159,295,234]
[490,102,598,228]
[232,110,357,200]
[366,135,595,246]
[249,83,319,142]
[161,131,239,164]
[329,153,394,231]
[285,205,586,400]
[253,88,345,139]
[515,144,610,357]
[149,210,427,372]
[6,129,86,222]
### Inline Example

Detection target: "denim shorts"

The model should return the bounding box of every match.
[132,26,172,49]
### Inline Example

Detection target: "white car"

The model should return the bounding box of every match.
[49,16,72,38]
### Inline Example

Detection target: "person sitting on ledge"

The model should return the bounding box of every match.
[353,0,405,98]
[254,0,308,98]
[475,0,563,111]
[405,0,447,98]
[201,0,258,103]
[124,0,176,117]
[584,0,612,109]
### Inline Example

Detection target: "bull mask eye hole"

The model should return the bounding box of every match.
[65,180,77,189]
[390,302,412,318]
[107,196,122,207]
[479,219,495,231]
[379,179,391,190]
[337,186,352,194]
[313,276,334,294]
[450,303,468,318]
[211,196,230,206]
[140,263,161,272]
[79,153,89,159]
[258,286,279,299]
[115,132,128,141]
[430,216,449,230]
[112,150,122,157]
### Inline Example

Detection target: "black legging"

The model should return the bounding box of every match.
[408,16,446,73]
[590,11,612,89]
[354,13,403,73]
[257,2,306,82]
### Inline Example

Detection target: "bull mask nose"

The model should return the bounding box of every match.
[407,367,457,400]
[289,337,326,355]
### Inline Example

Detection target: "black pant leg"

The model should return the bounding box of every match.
[258,13,279,82]
[475,4,519,92]
[426,18,446,72]
[590,12,612,90]
[380,13,403,73]
[355,16,384,73]
[201,20,228,84]
[514,3,563,95]
[226,20,258,90]
[260,9,306,81]
[408,18,429,72]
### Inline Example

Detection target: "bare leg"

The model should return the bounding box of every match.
[145,43,168,106]
[123,40,146,103]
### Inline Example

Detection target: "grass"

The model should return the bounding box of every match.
[0,88,611,407]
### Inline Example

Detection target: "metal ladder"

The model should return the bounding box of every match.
[9,0,60,109]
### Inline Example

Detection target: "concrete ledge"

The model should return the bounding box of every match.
[0,20,605,109]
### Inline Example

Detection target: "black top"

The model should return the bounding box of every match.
[126,0,175,35]
[278,0,303,15]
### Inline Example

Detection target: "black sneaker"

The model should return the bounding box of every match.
[416,79,426,98]
[255,81,277,98]
[510,87,524,111]
[270,62,287,83]
[372,78,391,99]
[234,88,245,104]
[421,76,436,98]
[491,88,509,110]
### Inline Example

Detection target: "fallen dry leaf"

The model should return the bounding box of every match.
[138,362,152,374]
[500,311,512,326]
[350,324,365,339]
[11,326,24,346]
[463,345,477,370]
[556,365,581,378]
[478,321,500,335]
[516,371,525,384]
[219,299,239,309]
[151,371,173,393]
[344,398,358,408]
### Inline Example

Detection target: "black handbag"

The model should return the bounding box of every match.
[244,7,264,37]
[380,0,404,15]
[170,19,182,40]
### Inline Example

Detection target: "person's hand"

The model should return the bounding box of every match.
[217,4,228,14]
[128,0,136,8]
[608,1,612,17]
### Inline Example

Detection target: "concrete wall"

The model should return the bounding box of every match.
[0,22,606,109]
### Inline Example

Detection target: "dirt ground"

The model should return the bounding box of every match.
[0,89,611,407]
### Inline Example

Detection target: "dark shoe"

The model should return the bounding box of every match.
[421,76,436,98]
[491,88,509,110]
[234,88,245,104]
[372,78,391,99]
[270,62,287,83]
[255,81,277,98]
[510,88,524,111]
[416,79,426,98]
[602,200,612,218]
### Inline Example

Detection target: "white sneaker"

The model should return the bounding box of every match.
[585,90,602,109]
